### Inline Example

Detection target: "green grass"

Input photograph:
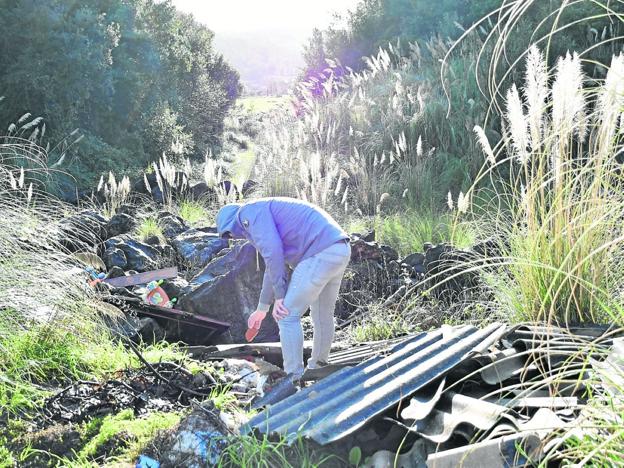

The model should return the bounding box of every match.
[217,433,338,468]
[350,309,410,343]
[136,216,165,243]
[376,211,475,257]
[78,409,181,462]
[177,199,208,225]
[0,315,192,414]
[230,146,257,191]
[0,316,131,412]
[238,96,287,114]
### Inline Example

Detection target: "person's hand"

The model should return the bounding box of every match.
[248,310,267,329]
[272,299,290,321]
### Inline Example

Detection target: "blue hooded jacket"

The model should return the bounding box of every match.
[216,197,349,309]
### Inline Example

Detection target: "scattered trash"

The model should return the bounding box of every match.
[150,401,230,468]
[136,454,160,468]
[243,323,613,465]
[142,280,176,308]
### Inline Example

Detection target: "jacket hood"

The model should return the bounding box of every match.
[216,203,245,239]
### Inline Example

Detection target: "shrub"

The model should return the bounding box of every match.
[469,48,624,325]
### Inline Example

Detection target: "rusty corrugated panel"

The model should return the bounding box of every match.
[246,323,506,445]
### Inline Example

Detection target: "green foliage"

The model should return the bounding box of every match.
[376,211,475,257]
[0,441,15,468]
[178,199,208,225]
[0,0,241,189]
[348,446,362,466]
[78,409,181,462]
[137,217,165,243]
[239,96,287,114]
[218,433,338,468]
[350,304,410,343]
[469,44,624,325]
[0,316,136,412]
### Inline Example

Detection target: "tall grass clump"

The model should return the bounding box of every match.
[0,141,133,413]
[377,210,475,257]
[97,171,131,217]
[470,46,624,325]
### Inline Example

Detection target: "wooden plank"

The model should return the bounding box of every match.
[102,267,178,288]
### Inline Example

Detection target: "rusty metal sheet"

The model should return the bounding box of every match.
[246,323,506,445]
[103,267,178,287]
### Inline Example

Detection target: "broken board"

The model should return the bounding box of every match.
[102,267,178,288]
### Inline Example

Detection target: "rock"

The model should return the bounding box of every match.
[177,242,279,343]
[135,171,189,203]
[189,182,215,200]
[57,210,108,253]
[105,237,160,272]
[104,213,135,239]
[362,230,376,242]
[402,252,426,275]
[219,180,238,197]
[133,173,163,203]
[171,229,228,271]
[241,179,258,197]
[423,243,479,299]
[472,237,501,258]
[103,247,127,270]
[338,259,401,319]
[144,235,162,246]
[107,266,125,279]
[160,213,189,239]
[350,238,397,263]
[149,401,228,468]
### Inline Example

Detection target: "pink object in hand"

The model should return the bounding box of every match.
[245,310,267,342]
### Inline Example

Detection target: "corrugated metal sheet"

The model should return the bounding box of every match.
[245,322,506,445]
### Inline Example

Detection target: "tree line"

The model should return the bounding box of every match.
[0,0,241,190]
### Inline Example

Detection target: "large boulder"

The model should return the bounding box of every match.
[170,229,228,271]
[104,236,161,272]
[422,243,479,299]
[177,242,279,343]
[159,213,189,239]
[104,213,135,239]
[103,247,128,270]
[188,182,215,200]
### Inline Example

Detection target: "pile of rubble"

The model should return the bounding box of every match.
[59,206,490,346]
[240,323,615,467]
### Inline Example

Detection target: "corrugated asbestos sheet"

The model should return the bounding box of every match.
[245,322,506,445]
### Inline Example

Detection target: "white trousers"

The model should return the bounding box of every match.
[279,241,351,377]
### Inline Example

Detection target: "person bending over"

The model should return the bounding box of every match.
[216,197,351,379]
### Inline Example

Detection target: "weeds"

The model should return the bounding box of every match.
[97,171,130,218]
[377,211,475,257]
[136,216,164,243]
[178,199,208,225]
[469,46,624,324]
[218,433,339,468]
[77,409,181,462]
[351,312,410,343]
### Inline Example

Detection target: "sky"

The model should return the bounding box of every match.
[171,0,361,93]
[171,0,359,34]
